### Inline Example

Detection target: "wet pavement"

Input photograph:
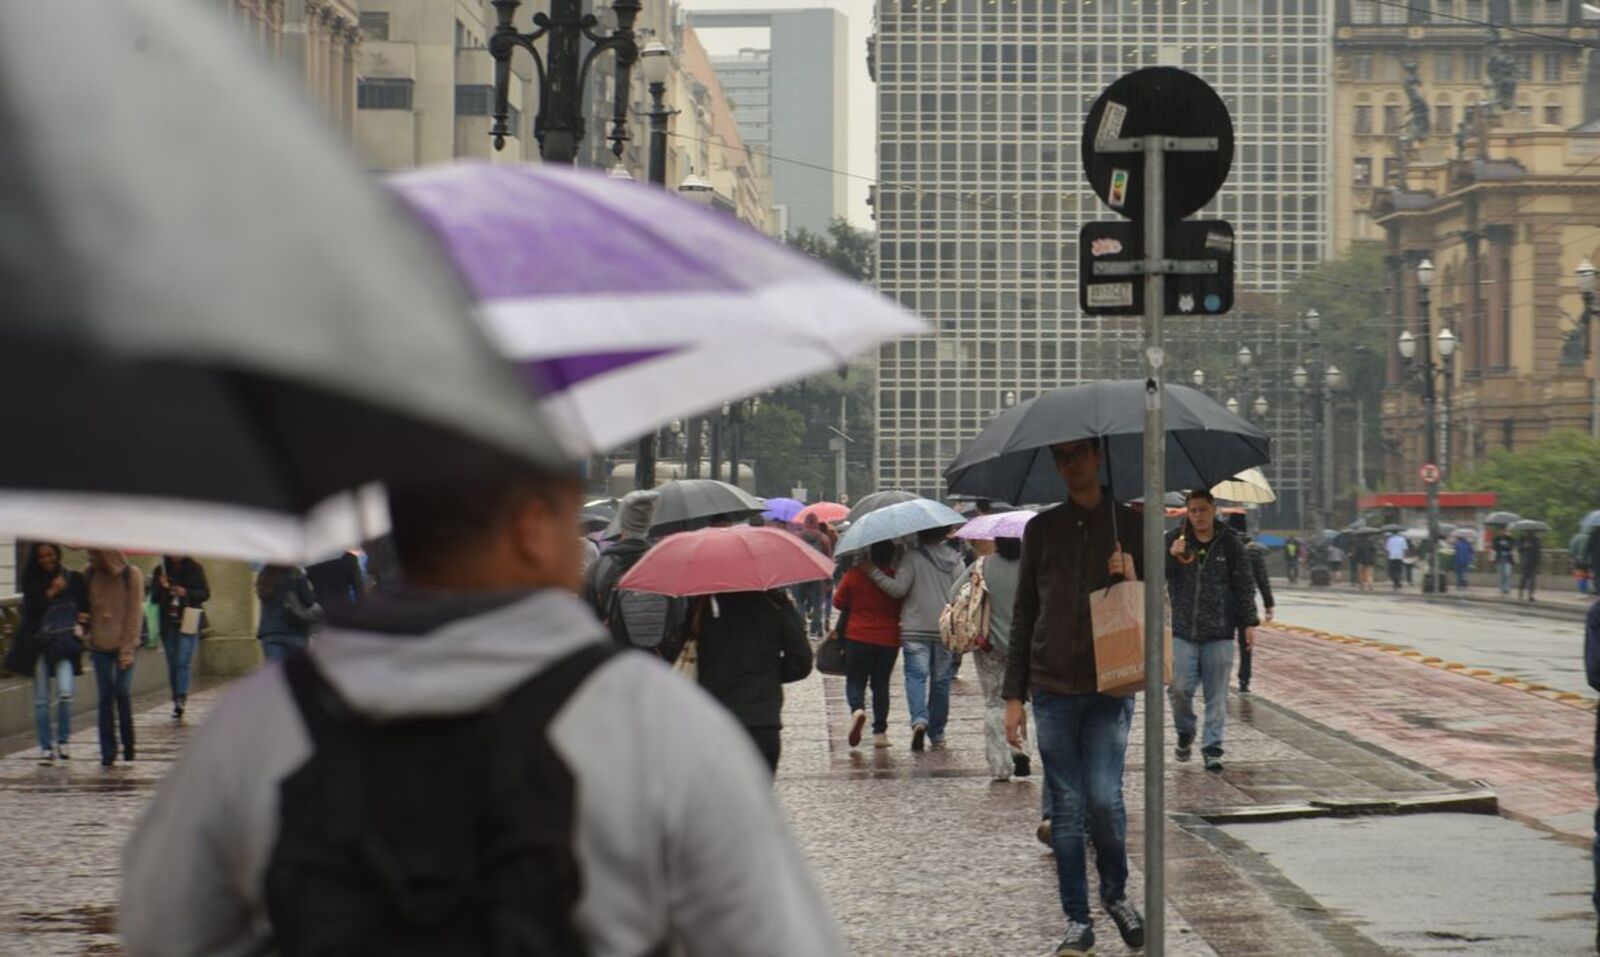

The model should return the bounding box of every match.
[1220,814,1594,954]
[0,620,1592,956]
[1275,588,1594,697]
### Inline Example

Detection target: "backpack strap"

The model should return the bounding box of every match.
[280,653,357,745]
[493,643,617,734]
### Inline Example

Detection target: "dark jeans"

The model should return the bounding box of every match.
[1519,569,1538,599]
[260,633,310,663]
[90,650,134,763]
[844,639,898,734]
[1236,627,1252,690]
[1033,691,1135,923]
[1388,559,1405,589]
[1593,719,1599,916]
[747,726,781,776]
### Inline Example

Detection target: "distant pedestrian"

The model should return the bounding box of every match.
[122,461,844,956]
[1004,438,1146,956]
[1385,531,1408,590]
[151,555,209,720]
[1586,527,1600,594]
[1493,530,1516,594]
[1226,513,1274,694]
[1284,536,1301,583]
[84,549,144,767]
[868,528,964,751]
[255,565,319,663]
[582,490,684,657]
[1353,534,1377,592]
[1583,598,1600,949]
[1168,491,1258,772]
[305,550,364,608]
[14,543,87,764]
[1453,535,1474,590]
[958,534,1032,780]
[795,514,835,636]
[1518,533,1542,602]
[686,590,814,774]
[833,541,904,750]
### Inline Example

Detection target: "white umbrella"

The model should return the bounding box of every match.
[1211,468,1276,504]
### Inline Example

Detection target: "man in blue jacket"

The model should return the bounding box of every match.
[1167,490,1258,772]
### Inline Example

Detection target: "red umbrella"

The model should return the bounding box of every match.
[794,502,849,525]
[617,526,834,597]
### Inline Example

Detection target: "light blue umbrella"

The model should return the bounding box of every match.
[761,497,806,523]
[835,498,967,555]
[1580,510,1600,533]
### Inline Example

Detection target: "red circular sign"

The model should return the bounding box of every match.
[1419,463,1440,485]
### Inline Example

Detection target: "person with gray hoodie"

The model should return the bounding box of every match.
[120,466,842,957]
[869,527,964,750]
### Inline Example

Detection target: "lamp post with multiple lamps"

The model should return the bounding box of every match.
[1397,258,1457,592]
[1292,307,1344,535]
[1577,258,1598,438]
[488,0,641,162]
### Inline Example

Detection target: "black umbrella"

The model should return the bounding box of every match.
[580,504,618,533]
[603,480,766,537]
[0,0,565,562]
[847,490,921,525]
[944,381,1271,504]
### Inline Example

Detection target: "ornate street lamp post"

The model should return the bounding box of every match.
[1577,259,1598,437]
[1398,259,1457,592]
[489,0,642,163]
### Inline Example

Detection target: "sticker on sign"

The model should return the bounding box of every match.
[1087,283,1134,308]
[1108,169,1129,208]
[1096,101,1127,146]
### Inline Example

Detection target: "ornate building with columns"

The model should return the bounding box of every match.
[1375,125,1600,488]
[207,0,362,134]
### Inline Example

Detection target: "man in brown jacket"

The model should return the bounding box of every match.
[1003,438,1145,957]
[85,549,144,767]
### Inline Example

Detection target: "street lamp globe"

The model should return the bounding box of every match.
[1417,258,1436,288]
[607,164,634,179]
[678,173,715,205]
[1326,364,1346,390]
[1577,259,1598,294]
[1236,345,1253,368]
[1397,329,1418,361]
[1003,390,1017,407]
[1225,397,1240,415]
[1253,395,1269,418]
[1304,308,1321,332]
[1191,369,1206,388]
[669,418,682,434]
[751,395,762,413]
[639,39,672,87]
[720,401,731,416]
[1292,365,1310,390]
[1436,327,1458,358]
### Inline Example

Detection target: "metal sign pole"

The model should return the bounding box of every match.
[1141,135,1167,957]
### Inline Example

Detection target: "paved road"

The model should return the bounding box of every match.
[1273,588,1593,697]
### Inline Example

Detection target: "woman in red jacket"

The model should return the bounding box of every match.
[834,541,904,749]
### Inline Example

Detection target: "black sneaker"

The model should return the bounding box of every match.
[911,724,927,752]
[54,745,70,761]
[1203,749,1225,773]
[1238,682,1251,694]
[1013,753,1032,778]
[101,757,115,768]
[1106,898,1146,949]
[1174,733,1193,763]
[1055,920,1095,956]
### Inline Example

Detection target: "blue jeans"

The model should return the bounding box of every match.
[33,656,73,751]
[1033,691,1135,922]
[844,639,898,734]
[260,633,310,664]
[161,625,198,701]
[1168,636,1235,754]
[1498,561,1513,594]
[90,651,135,763]
[901,637,953,739]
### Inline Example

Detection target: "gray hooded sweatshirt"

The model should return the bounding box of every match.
[868,542,964,642]
[119,590,842,957]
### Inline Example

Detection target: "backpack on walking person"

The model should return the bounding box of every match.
[262,644,615,957]
[593,553,684,655]
[940,558,992,654]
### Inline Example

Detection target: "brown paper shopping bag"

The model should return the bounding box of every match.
[1091,580,1172,696]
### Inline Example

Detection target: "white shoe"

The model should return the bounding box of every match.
[873,733,892,748]
[37,748,54,765]
[847,709,867,749]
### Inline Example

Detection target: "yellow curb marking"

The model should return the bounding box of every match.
[1273,621,1597,713]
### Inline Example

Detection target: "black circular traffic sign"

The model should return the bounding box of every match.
[1081,67,1234,222]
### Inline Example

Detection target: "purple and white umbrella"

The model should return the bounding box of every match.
[955,510,1037,541]
[390,164,927,455]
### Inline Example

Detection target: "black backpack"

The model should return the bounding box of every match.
[593,553,683,653]
[263,644,614,957]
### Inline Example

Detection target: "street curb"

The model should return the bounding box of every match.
[1270,622,1599,712]
[1189,789,1500,826]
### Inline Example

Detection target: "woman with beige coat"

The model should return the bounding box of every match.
[85,549,144,767]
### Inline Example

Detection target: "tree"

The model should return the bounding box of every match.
[744,363,877,502]
[1450,430,1600,544]
[787,219,875,283]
